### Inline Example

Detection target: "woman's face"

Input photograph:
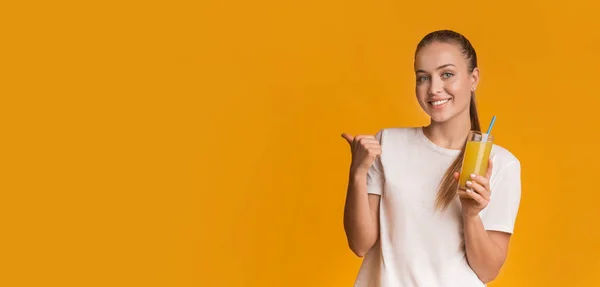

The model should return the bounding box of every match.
[414,41,479,124]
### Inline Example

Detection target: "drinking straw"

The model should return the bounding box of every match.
[483,116,496,142]
[486,115,496,134]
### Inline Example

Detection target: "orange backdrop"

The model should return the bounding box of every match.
[2,0,600,286]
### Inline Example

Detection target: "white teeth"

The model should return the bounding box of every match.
[431,99,450,106]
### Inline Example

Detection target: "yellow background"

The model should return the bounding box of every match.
[2,0,599,286]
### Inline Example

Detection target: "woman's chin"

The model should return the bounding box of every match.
[428,111,454,124]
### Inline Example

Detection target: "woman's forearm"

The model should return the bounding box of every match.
[343,171,379,257]
[462,214,505,283]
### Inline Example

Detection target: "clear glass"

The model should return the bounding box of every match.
[458,131,494,191]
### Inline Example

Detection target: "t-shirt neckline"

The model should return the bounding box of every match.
[417,126,462,156]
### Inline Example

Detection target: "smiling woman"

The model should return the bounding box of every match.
[416,63,467,109]
[342,30,522,287]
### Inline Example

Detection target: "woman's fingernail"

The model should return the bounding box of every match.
[470,174,476,179]
[466,181,472,186]
[466,188,473,193]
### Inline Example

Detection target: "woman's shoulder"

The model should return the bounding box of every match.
[374,126,424,147]
[375,126,422,138]
[491,143,521,169]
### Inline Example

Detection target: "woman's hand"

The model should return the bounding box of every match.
[455,158,493,218]
[341,133,382,176]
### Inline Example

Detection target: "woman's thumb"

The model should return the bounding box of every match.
[341,133,354,145]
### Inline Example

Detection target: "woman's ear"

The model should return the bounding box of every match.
[471,67,480,91]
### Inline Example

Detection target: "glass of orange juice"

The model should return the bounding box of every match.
[458,131,494,192]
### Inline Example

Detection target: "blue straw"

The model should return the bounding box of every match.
[486,115,496,134]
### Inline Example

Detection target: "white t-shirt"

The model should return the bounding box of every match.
[354,127,522,287]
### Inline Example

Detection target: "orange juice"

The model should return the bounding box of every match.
[459,140,493,191]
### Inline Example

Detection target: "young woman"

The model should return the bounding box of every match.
[342,30,522,286]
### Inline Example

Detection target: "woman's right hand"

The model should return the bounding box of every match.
[341,133,382,176]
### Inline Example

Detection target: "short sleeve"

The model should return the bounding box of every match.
[480,160,522,234]
[367,129,385,195]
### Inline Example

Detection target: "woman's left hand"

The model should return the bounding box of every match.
[455,158,493,218]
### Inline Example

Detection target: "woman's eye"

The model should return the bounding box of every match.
[418,76,429,82]
[442,72,453,79]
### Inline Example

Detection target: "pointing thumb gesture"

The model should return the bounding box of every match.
[341,133,354,145]
[341,132,382,175]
